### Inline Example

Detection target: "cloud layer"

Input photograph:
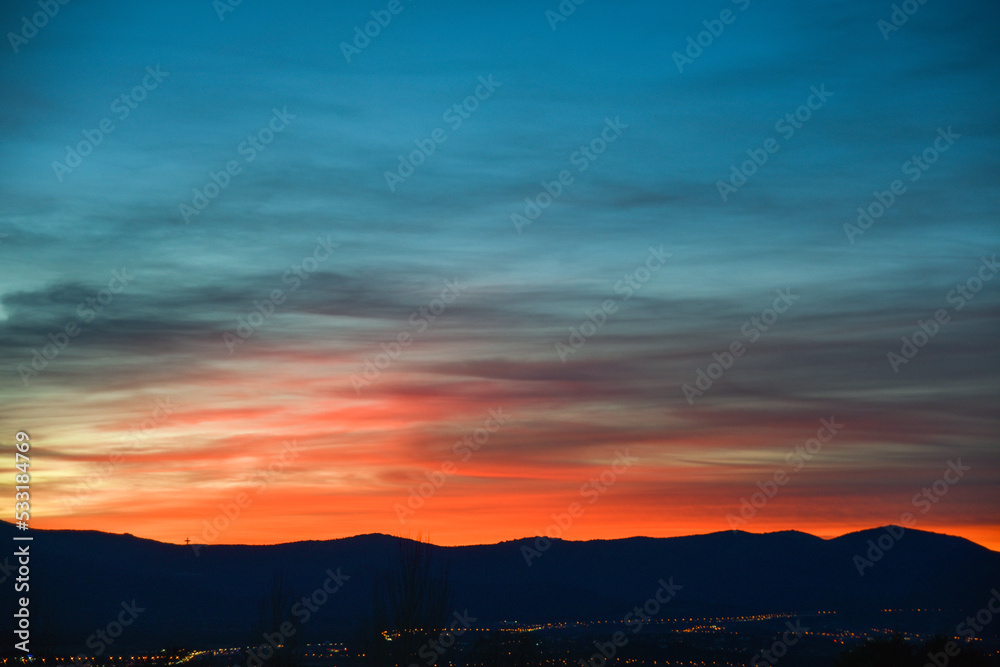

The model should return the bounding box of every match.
[1,0,998,549]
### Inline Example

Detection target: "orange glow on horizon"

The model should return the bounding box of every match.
[16,368,1000,558]
[33,514,1000,554]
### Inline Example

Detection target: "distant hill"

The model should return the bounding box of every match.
[2,522,998,654]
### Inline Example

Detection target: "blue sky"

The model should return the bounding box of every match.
[1,0,998,547]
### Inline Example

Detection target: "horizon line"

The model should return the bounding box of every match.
[5,522,995,553]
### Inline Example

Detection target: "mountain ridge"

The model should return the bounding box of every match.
[4,521,993,552]
[3,522,997,654]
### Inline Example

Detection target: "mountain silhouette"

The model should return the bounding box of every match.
[3,522,997,654]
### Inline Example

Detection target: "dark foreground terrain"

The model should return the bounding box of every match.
[2,522,998,665]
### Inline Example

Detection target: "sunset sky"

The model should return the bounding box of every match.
[1,0,998,551]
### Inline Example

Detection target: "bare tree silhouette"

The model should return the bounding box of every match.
[359,537,452,666]
[253,571,299,667]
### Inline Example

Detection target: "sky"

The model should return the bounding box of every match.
[1,0,998,551]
